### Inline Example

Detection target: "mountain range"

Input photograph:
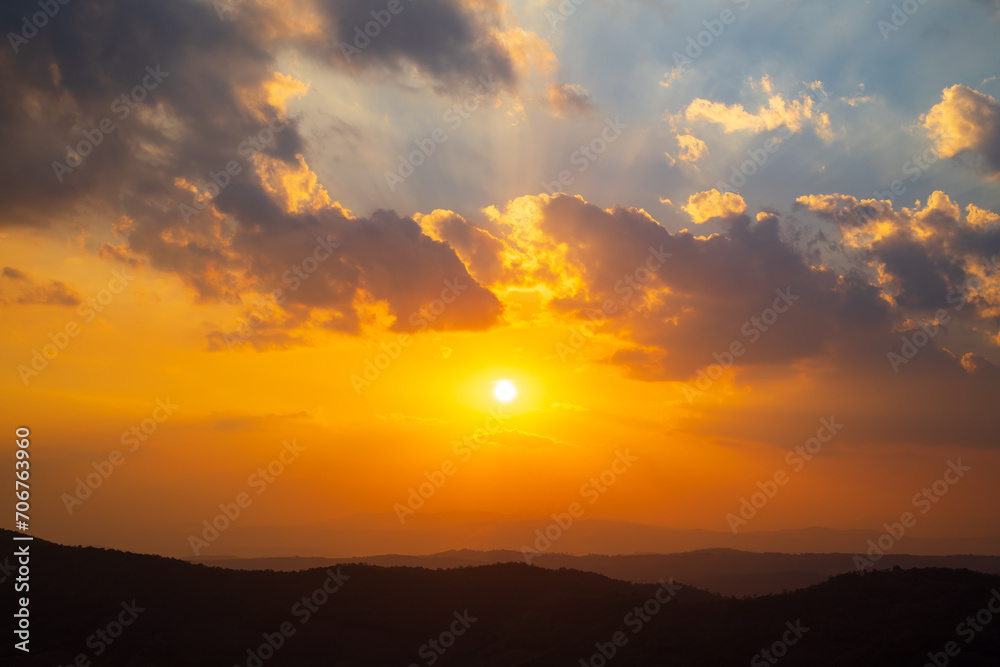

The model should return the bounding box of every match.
[6,529,1000,665]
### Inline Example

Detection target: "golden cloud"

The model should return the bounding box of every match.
[673,133,708,163]
[922,84,1000,178]
[685,91,831,139]
[545,83,596,118]
[683,189,746,224]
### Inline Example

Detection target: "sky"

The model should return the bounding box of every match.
[2,0,1000,557]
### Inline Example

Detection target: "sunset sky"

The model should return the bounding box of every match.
[2,0,1000,557]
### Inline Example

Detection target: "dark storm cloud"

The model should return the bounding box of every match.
[530,194,984,381]
[0,0,507,335]
[796,192,1000,325]
[317,0,517,93]
[222,202,504,335]
[796,192,1000,320]
[870,234,962,310]
[537,196,890,379]
[0,0,280,227]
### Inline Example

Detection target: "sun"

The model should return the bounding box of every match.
[493,379,518,403]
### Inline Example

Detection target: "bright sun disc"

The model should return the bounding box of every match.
[493,380,517,403]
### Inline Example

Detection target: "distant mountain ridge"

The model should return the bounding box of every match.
[5,530,1000,666]
[183,512,1000,559]
[188,547,1000,597]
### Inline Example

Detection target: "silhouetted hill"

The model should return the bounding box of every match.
[5,531,1000,665]
[190,548,1000,597]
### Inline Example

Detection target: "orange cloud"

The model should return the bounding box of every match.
[683,189,746,223]
[545,83,596,118]
[669,133,708,164]
[497,26,558,80]
[256,154,337,215]
[685,91,831,139]
[796,190,1000,315]
[417,210,514,286]
[1,267,82,307]
[921,84,1000,178]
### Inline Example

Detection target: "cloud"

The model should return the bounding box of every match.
[207,410,313,433]
[418,210,513,287]
[545,83,596,118]
[682,189,746,224]
[842,93,874,107]
[489,194,868,378]
[376,413,449,426]
[659,66,685,88]
[492,428,572,448]
[98,243,143,268]
[198,204,506,345]
[795,190,1000,315]
[921,84,1000,178]
[1,267,82,306]
[750,74,774,94]
[840,83,873,107]
[667,133,708,164]
[490,193,996,383]
[309,0,522,93]
[0,0,508,346]
[684,91,831,139]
